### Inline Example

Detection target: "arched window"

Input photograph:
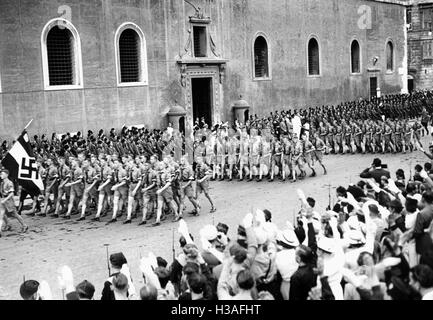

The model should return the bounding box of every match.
[351,40,361,73]
[115,23,148,86]
[253,35,269,79]
[386,41,394,72]
[308,38,320,75]
[41,18,83,89]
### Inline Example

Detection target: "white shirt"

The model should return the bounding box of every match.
[292,116,302,137]
[405,210,419,230]
[275,249,298,282]
[423,290,433,300]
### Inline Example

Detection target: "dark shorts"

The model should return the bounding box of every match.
[304,152,312,164]
[313,151,323,162]
[71,184,84,198]
[100,183,113,196]
[128,182,142,199]
[196,180,209,194]
[272,155,282,166]
[180,184,194,199]
[143,190,157,202]
[159,188,174,203]
[58,185,71,198]
[46,180,59,195]
[84,182,98,198]
[114,186,128,199]
[0,199,16,213]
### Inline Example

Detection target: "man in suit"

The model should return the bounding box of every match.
[359,158,390,183]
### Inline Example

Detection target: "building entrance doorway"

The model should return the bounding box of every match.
[370,77,377,98]
[191,77,213,127]
[408,78,414,94]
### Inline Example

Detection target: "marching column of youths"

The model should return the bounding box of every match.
[1,91,433,230]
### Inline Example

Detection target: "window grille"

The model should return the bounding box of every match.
[119,29,140,83]
[254,36,269,78]
[193,26,207,57]
[351,40,360,73]
[308,38,320,75]
[46,26,74,86]
[386,42,394,71]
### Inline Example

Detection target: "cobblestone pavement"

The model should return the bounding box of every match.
[0,144,429,300]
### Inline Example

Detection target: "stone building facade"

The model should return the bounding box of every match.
[404,0,433,91]
[0,0,407,139]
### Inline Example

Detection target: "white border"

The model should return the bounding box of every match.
[252,31,272,81]
[350,38,362,75]
[306,35,321,77]
[114,22,148,87]
[41,18,84,90]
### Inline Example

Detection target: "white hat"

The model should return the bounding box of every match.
[200,225,218,242]
[254,227,268,245]
[317,237,336,254]
[255,209,266,226]
[276,229,299,247]
[347,216,361,231]
[262,222,279,242]
[346,229,366,245]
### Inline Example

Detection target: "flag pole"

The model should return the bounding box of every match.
[24,119,34,131]
[1,119,34,162]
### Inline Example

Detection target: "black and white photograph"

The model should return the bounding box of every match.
[1,0,433,306]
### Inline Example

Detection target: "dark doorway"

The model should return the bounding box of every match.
[369,77,377,98]
[179,116,185,135]
[244,110,249,124]
[192,77,213,127]
[408,79,414,94]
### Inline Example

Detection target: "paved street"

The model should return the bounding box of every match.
[0,146,429,300]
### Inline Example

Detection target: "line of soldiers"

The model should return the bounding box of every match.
[193,128,327,182]
[27,153,216,227]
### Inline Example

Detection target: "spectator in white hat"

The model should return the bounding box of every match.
[275,222,300,300]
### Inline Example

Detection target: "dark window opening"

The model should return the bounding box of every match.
[386,41,394,71]
[119,29,140,83]
[423,41,433,59]
[254,36,269,78]
[308,38,320,75]
[406,8,412,27]
[351,40,360,73]
[193,26,207,57]
[46,26,74,86]
[421,7,433,30]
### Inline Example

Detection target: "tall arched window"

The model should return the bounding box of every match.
[308,37,320,75]
[41,18,83,90]
[351,40,361,73]
[115,23,148,86]
[386,41,394,72]
[253,35,270,79]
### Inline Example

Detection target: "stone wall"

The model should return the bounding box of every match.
[0,0,407,138]
[406,0,433,90]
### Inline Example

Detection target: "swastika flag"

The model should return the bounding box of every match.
[1,131,44,196]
